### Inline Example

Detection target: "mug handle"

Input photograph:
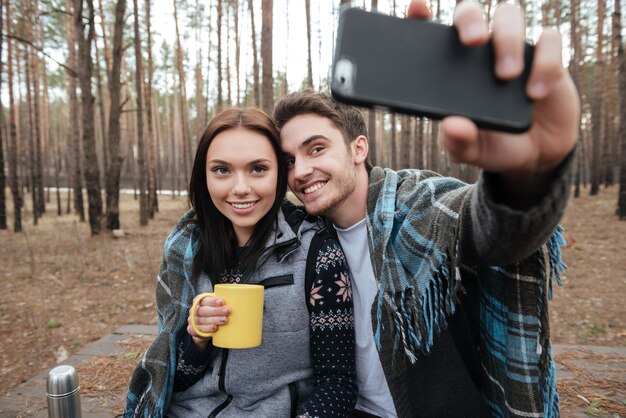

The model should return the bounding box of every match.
[189,292,216,339]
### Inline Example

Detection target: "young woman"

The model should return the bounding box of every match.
[124,108,357,417]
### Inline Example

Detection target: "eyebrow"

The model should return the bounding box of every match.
[248,158,273,165]
[207,158,273,165]
[283,135,330,156]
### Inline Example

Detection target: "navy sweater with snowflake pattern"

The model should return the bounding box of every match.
[172,237,356,417]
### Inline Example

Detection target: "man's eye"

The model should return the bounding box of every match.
[311,146,324,154]
[285,158,295,168]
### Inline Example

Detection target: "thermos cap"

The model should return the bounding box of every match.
[47,365,80,397]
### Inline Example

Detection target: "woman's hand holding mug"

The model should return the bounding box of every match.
[187,295,231,350]
[188,284,265,349]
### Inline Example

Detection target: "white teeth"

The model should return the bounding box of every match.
[304,182,326,194]
[231,202,255,209]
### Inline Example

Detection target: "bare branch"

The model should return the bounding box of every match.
[120,95,130,109]
[5,33,77,77]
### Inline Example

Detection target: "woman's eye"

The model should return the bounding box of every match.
[212,167,229,175]
[252,166,267,174]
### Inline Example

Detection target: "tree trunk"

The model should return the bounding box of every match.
[133,0,148,226]
[367,110,377,166]
[166,91,177,193]
[388,0,397,170]
[429,0,443,173]
[105,0,126,230]
[90,18,107,195]
[45,76,62,216]
[234,0,240,106]
[554,0,561,27]
[613,0,626,221]
[569,0,583,197]
[261,0,273,114]
[35,0,52,209]
[17,60,28,200]
[605,5,620,186]
[390,113,397,169]
[22,0,39,225]
[153,89,163,202]
[415,117,424,168]
[305,0,313,88]
[97,0,112,79]
[145,0,158,217]
[248,0,260,107]
[24,45,39,225]
[217,0,223,112]
[66,0,85,221]
[30,1,45,219]
[27,0,46,218]
[74,0,102,234]
[226,1,232,106]
[602,85,613,187]
[0,0,6,230]
[590,0,605,195]
[377,112,385,166]
[94,33,109,179]
[194,61,204,137]
[6,0,22,232]
[430,121,440,172]
[399,115,411,169]
[366,0,377,167]
[204,0,212,120]
[173,0,192,182]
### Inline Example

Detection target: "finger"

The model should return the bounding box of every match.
[526,29,564,100]
[442,117,541,172]
[452,2,489,46]
[196,305,230,318]
[492,3,525,79]
[197,296,224,307]
[440,117,481,164]
[407,0,432,19]
[188,314,227,328]
[187,323,217,338]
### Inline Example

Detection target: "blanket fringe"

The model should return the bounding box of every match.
[374,260,457,364]
[541,347,560,418]
[122,391,165,418]
[546,225,567,300]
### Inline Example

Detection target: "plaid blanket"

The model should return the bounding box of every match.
[124,210,200,417]
[366,167,563,417]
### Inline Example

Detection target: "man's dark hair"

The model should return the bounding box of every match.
[274,90,372,171]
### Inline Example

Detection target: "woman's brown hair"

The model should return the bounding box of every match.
[188,108,287,282]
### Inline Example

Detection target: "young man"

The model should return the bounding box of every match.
[275,1,579,417]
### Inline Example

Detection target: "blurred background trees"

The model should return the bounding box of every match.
[0,0,624,236]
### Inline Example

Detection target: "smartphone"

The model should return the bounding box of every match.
[331,8,534,133]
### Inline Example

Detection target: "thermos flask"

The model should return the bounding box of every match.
[46,365,83,418]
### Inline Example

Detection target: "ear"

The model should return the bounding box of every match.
[352,135,369,165]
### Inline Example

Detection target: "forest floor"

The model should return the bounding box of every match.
[0,186,624,415]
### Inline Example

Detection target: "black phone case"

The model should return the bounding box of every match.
[331,8,534,133]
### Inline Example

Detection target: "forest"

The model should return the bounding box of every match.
[0,1,624,415]
[0,0,624,236]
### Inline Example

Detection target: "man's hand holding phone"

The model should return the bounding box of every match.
[410,0,579,191]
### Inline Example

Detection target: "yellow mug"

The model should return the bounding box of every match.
[189,284,264,348]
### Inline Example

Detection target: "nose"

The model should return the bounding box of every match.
[293,159,314,182]
[232,173,251,196]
